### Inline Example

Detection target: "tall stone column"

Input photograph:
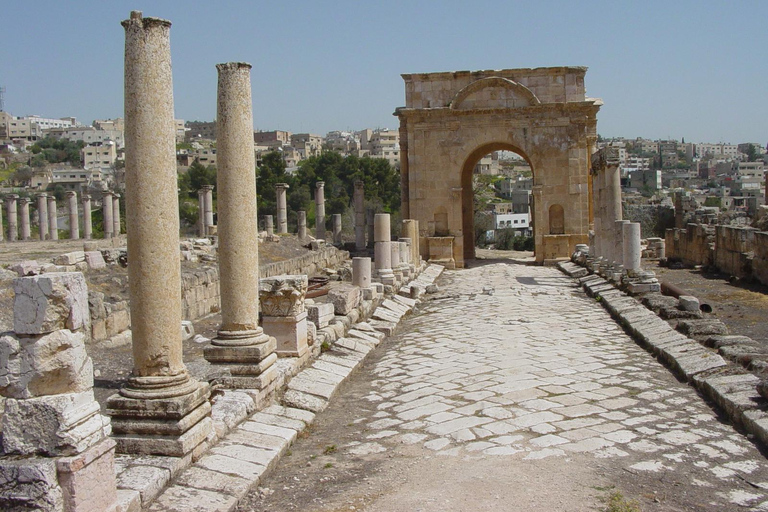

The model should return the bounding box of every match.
[106,11,211,457]
[81,194,92,240]
[37,193,49,241]
[623,222,642,273]
[354,180,365,250]
[0,196,4,242]
[197,188,206,236]
[204,62,276,390]
[66,191,79,240]
[332,213,342,245]
[19,198,31,240]
[112,193,121,236]
[102,191,113,239]
[366,207,375,249]
[203,185,214,233]
[47,195,58,241]
[297,210,307,240]
[276,183,289,234]
[6,194,18,242]
[265,215,274,236]
[315,181,325,240]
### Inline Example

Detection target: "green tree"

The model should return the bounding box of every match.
[256,151,292,217]
[180,160,217,199]
[746,144,758,162]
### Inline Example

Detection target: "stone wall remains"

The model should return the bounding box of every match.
[714,226,756,279]
[664,223,714,267]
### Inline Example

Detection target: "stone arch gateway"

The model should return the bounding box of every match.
[395,67,602,266]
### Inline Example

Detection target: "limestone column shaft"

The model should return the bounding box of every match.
[102,191,114,239]
[47,195,58,240]
[113,194,121,236]
[375,240,392,271]
[66,191,79,239]
[352,257,371,288]
[276,183,289,234]
[374,213,390,242]
[354,180,365,250]
[402,219,419,264]
[203,185,214,231]
[37,193,48,241]
[6,195,18,242]
[197,189,206,236]
[19,198,30,240]
[332,214,342,245]
[297,211,307,239]
[374,213,392,272]
[315,181,325,239]
[614,220,629,267]
[121,11,193,393]
[265,215,274,236]
[81,194,92,240]
[366,208,375,249]
[623,222,642,272]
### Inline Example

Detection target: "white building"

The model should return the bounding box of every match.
[494,212,531,235]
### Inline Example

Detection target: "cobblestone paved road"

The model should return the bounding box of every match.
[243,262,768,512]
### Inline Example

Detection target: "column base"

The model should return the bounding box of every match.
[204,333,278,390]
[106,380,212,457]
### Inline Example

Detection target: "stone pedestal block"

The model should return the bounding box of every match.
[263,312,308,357]
[3,390,110,457]
[327,284,361,315]
[56,438,119,512]
[427,237,456,269]
[84,251,106,269]
[13,273,90,335]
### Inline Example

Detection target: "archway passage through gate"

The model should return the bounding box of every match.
[395,67,602,267]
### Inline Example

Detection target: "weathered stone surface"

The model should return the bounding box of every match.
[327,284,361,315]
[13,273,90,335]
[0,457,64,512]
[56,438,118,512]
[11,260,42,277]
[307,302,335,328]
[2,390,108,456]
[283,389,328,413]
[677,295,700,312]
[0,330,93,399]
[54,251,86,266]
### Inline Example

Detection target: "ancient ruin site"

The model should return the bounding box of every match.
[2,7,768,512]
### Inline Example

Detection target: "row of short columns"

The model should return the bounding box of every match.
[2,191,116,241]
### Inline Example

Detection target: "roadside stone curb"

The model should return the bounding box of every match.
[139,263,444,511]
[558,261,768,451]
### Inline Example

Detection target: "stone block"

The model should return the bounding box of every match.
[181,320,194,341]
[263,312,308,358]
[2,390,108,456]
[54,251,86,266]
[307,303,334,328]
[0,457,64,512]
[0,330,93,399]
[11,260,42,277]
[14,273,90,335]
[56,438,118,512]
[84,251,107,269]
[327,284,361,315]
[678,295,700,312]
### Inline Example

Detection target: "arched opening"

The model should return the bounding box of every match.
[461,143,535,262]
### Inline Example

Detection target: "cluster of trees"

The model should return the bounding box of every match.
[28,136,84,167]
[177,151,401,231]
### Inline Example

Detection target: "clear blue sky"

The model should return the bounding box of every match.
[2,1,766,144]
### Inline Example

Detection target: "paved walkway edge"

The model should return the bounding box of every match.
[142,264,445,512]
[557,261,768,451]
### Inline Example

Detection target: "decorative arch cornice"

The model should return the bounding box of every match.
[450,76,541,110]
[450,77,541,110]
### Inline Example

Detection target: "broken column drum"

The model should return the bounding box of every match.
[112,193,121,236]
[204,61,277,389]
[265,214,274,236]
[81,194,92,240]
[37,193,49,241]
[315,181,325,239]
[19,198,31,240]
[297,210,307,239]
[374,213,393,277]
[276,183,289,234]
[102,191,113,239]
[203,184,214,233]
[354,180,365,250]
[66,191,79,240]
[106,11,211,457]
[332,213,342,245]
[402,219,420,264]
[352,257,372,289]
[366,208,375,249]
[6,194,18,242]
[47,195,58,241]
